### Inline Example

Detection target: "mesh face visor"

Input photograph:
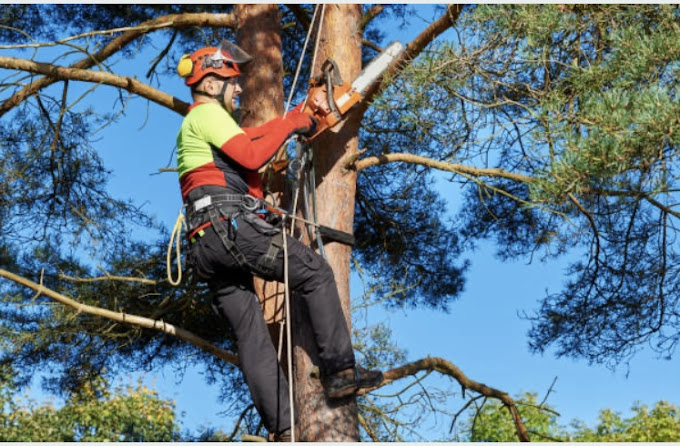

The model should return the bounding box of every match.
[207,39,253,66]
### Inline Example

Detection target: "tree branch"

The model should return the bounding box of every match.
[351,152,535,184]
[286,4,312,31]
[358,412,381,442]
[351,152,680,223]
[0,56,189,115]
[0,268,238,365]
[0,11,235,117]
[360,5,384,31]
[146,29,178,79]
[58,272,157,286]
[359,4,464,112]
[357,356,530,442]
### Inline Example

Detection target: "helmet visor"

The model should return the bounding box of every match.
[213,39,253,64]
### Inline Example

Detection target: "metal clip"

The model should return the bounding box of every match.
[240,195,260,212]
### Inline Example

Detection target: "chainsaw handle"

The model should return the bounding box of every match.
[320,59,343,86]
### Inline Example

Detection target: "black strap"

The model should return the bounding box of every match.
[208,205,284,278]
[318,225,355,246]
[208,206,251,270]
[256,231,284,277]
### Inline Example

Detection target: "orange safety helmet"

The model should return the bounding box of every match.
[177,39,252,86]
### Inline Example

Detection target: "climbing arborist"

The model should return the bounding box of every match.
[175,40,384,441]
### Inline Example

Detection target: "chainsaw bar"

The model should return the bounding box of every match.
[303,41,405,140]
[336,41,405,111]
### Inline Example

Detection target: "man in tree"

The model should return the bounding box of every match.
[174,40,383,440]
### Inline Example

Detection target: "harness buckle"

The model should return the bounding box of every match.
[193,195,212,213]
[240,195,260,212]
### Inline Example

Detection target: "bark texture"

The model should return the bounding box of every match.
[293,4,363,442]
[236,4,284,126]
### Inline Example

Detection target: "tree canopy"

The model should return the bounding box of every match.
[1,3,678,441]
[362,4,680,365]
[460,392,680,442]
[0,366,179,441]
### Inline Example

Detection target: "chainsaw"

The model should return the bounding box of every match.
[302,41,405,140]
[266,42,405,245]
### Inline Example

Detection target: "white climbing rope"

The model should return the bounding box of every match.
[284,4,321,115]
[166,206,187,286]
[281,215,296,443]
[279,6,327,441]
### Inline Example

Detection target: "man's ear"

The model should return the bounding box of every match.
[200,78,211,94]
[198,76,213,94]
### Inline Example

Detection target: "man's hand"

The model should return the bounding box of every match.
[286,104,318,137]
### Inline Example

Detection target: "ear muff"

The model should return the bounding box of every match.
[177,54,194,78]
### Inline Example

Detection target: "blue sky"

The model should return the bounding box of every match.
[8,4,680,440]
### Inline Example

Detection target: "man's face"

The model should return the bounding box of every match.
[219,77,242,114]
[201,76,242,114]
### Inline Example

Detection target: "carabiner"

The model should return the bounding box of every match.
[240,195,260,212]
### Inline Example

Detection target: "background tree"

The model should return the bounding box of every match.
[459,393,680,442]
[0,366,179,441]
[438,4,680,365]
[570,401,680,442]
[459,392,565,442]
[1,3,678,441]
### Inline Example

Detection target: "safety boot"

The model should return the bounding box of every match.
[323,365,384,399]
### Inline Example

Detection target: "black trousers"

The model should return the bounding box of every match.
[189,210,356,433]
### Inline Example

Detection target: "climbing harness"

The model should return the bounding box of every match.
[164,190,354,287]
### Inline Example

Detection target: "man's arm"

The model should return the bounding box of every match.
[221,114,315,170]
[195,102,315,170]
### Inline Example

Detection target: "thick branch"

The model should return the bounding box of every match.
[0,12,235,116]
[352,153,680,221]
[0,56,189,115]
[358,356,530,442]
[352,152,534,184]
[0,268,238,365]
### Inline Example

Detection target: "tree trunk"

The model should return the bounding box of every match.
[237,4,363,441]
[235,4,284,125]
[293,4,363,442]
[234,4,287,327]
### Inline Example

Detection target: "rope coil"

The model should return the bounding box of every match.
[167,206,187,286]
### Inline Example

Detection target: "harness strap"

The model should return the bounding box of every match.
[189,218,222,242]
[208,205,251,270]
[190,194,256,214]
[205,204,285,279]
[258,231,284,276]
[186,194,254,241]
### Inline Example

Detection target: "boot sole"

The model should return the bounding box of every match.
[326,384,357,399]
